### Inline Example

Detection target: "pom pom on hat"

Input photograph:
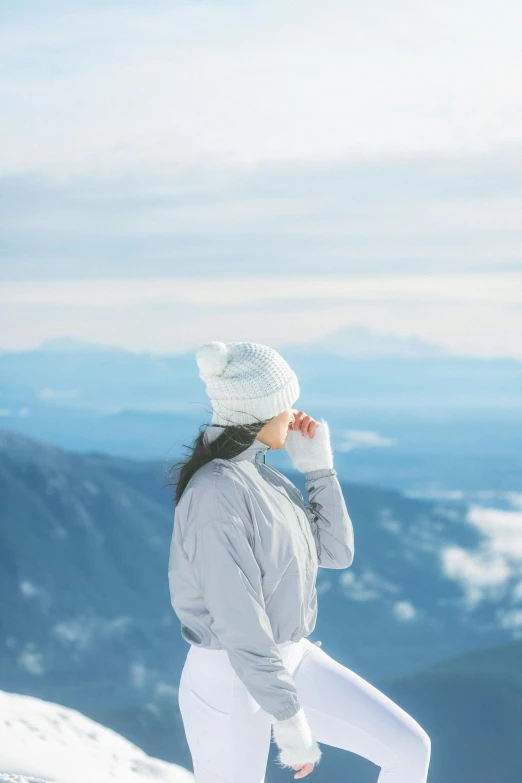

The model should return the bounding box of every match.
[196,341,230,378]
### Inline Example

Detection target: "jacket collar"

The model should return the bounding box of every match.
[203,424,271,463]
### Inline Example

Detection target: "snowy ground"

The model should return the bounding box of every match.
[0,690,193,783]
[1,775,56,783]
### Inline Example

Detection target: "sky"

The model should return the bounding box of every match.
[1,0,521,357]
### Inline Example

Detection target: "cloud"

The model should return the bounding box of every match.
[467,505,522,559]
[2,2,522,359]
[38,388,80,400]
[338,429,398,453]
[3,157,522,284]
[316,579,332,596]
[441,547,512,608]
[507,492,522,510]
[130,661,149,689]
[512,581,522,602]
[2,1,522,174]
[441,504,522,609]
[17,645,45,676]
[53,615,133,651]
[497,608,522,638]
[19,580,52,613]
[393,601,418,622]
[378,507,403,535]
[155,681,178,698]
[340,568,400,602]
[3,273,521,309]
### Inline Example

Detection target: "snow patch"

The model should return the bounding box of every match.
[0,689,193,783]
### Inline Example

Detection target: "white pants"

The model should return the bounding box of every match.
[178,637,431,783]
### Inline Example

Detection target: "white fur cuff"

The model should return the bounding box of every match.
[285,417,334,473]
[272,707,322,769]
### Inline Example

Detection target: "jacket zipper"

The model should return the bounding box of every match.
[255,449,314,566]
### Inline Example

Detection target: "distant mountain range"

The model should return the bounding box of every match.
[1,329,521,499]
[1,328,520,421]
[278,323,451,358]
[32,324,452,359]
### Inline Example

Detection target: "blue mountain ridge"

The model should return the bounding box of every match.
[1,428,520,782]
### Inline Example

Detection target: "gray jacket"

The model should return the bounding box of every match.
[168,424,354,721]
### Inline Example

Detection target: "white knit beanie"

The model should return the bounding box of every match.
[195,341,300,426]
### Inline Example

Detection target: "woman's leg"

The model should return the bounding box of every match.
[178,646,272,783]
[294,640,431,783]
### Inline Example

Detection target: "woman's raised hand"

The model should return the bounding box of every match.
[286,413,334,473]
[289,410,318,438]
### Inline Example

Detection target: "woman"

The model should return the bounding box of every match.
[167,340,431,782]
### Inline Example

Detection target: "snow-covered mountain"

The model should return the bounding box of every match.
[0,689,193,783]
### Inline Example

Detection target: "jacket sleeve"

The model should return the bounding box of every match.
[184,513,302,721]
[301,468,354,569]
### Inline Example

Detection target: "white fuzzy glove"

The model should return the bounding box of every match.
[285,417,334,473]
[272,707,322,769]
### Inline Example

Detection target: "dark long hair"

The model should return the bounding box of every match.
[165,411,272,506]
